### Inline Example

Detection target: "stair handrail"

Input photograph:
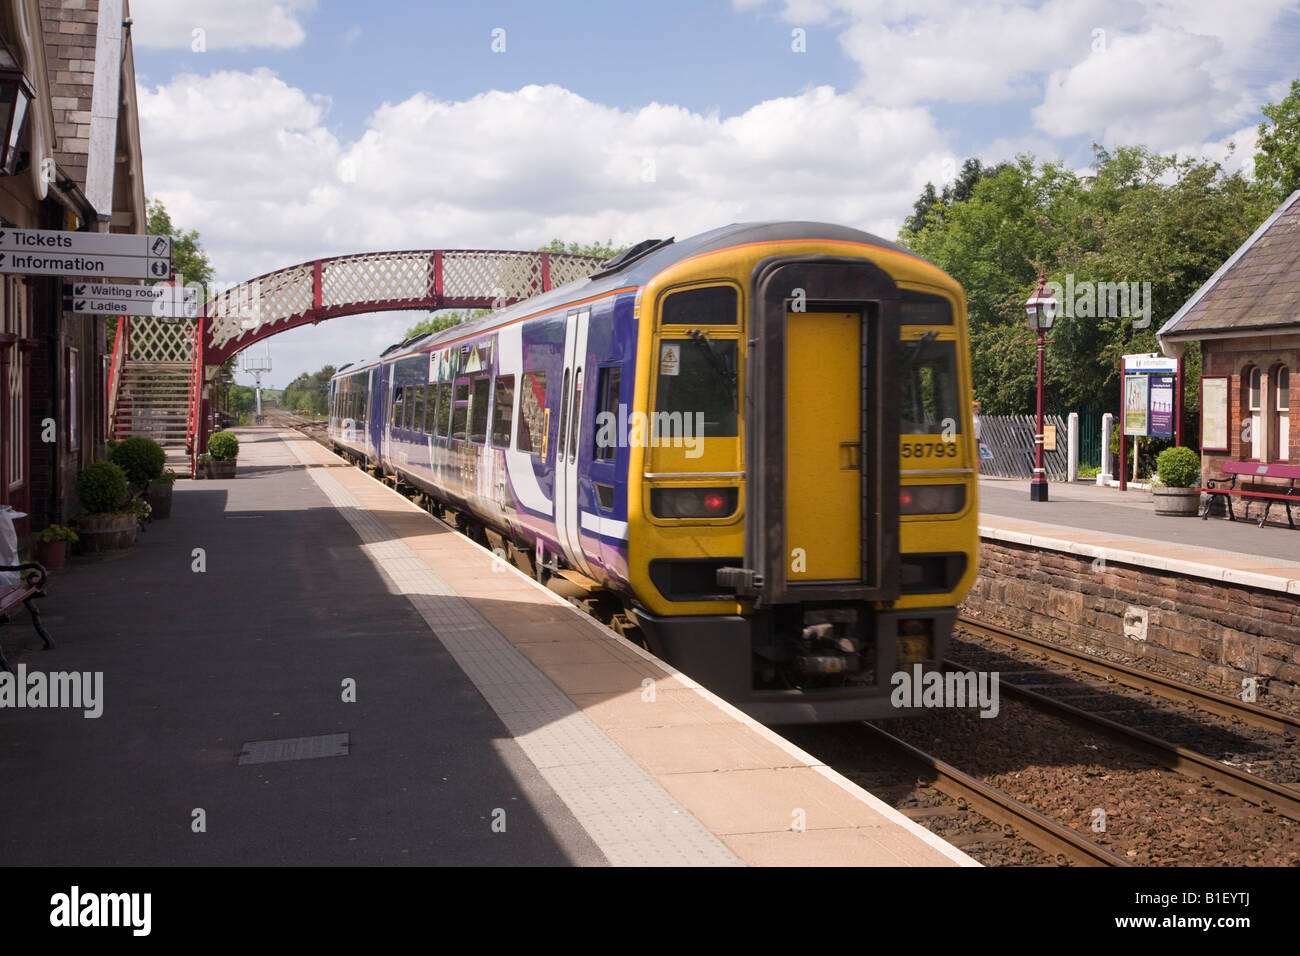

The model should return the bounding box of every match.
[186,314,204,476]
[107,316,129,435]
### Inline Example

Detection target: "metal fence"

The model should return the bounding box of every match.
[978,414,1070,479]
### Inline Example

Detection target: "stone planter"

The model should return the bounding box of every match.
[35,539,67,570]
[146,481,174,519]
[75,513,138,554]
[207,459,237,479]
[1154,486,1200,517]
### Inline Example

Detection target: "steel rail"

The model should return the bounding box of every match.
[860,721,1131,867]
[958,616,1300,736]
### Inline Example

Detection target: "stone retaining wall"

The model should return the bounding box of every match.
[962,538,1300,704]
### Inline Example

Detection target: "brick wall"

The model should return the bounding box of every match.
[1202,337,1300,481]
[963,538,1300,704]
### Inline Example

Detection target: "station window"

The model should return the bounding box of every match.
[491,375,515,447]
[594,366,621,462]
[1245,366,1261,459]
[470,376,491,443]
[518,371,547,455]
[451,381,469,440]
[1274,366,1290,462]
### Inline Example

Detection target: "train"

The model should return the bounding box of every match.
[327,222,979,723]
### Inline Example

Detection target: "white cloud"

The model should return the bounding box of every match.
[744,0,1299,150]
[140,71,952,380]
[130,0,316,50]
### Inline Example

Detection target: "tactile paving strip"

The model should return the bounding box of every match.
[284,439,742,866]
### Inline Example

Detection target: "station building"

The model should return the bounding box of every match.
[0,0,146,538]
[1158,190,1299,477]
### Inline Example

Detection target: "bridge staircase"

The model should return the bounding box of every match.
[108,316,197,473]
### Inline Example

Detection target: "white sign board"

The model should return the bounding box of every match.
[64,280,197,304]
[0,227,171,259]
[65,295,198,319]
[1123,352,1178,373]
[0,250,171,280]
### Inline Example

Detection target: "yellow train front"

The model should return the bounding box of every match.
[622,223,979,723]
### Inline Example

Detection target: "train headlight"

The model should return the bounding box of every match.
[899,484,965,515]
[650,487,738,519]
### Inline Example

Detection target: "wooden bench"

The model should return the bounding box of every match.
[0,562,54,672]
[1199,461,1300,528]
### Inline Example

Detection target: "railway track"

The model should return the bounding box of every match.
[274,420,1299,864]
[957,616,1300,736]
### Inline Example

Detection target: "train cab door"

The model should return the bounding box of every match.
[554,309,594,575]
[786,310,861,582]
[747,258,900,607]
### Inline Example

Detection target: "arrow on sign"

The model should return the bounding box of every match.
[74,300,87,311]
[74,283,87,295]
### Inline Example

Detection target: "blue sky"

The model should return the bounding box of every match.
[127,0,1300,386]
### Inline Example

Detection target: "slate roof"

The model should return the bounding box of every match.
[1158,190,1300,341]
[39,0,99,190]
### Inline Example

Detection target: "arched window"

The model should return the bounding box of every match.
[1244,366,1261,459]
[1275,366,1290,462]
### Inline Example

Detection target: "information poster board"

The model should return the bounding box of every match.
[1123,373,1149,436]
[1148,374,1175,439]
[1201,376,1230,451]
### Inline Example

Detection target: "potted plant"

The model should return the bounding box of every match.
[1153,446,1201,516]
[109,436,173,517]
[195,453,212,479]
[35,524,78,570]
[73,460,138,553]
[147,468,178,518]
[206,431,239,478]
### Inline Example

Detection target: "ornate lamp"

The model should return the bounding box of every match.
[0,35,34,176]
[1024,272,1059,501]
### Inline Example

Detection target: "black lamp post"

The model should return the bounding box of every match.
[0,35,35,177]
[1024,272,1059,502]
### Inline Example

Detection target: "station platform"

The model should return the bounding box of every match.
[0,428,974,867]
[978,477,1300,595]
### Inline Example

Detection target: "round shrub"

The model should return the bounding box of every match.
[207,431,239,461]
[108,435,166,485]
[1156,446,1200,488]
[77,461,128,515]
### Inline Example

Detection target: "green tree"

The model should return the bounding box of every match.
[147,198,213,292]
[404,309,489,339]
[1254,78,1300,204]
[900,147,1263,421]
[537,238,627,259]
[280,365,335,417]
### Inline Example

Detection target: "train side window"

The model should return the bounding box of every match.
[594,366,621,462]
[568,367,583,463]
[656,338,738,437]
[661,285,737,326]
[451,381,469,440]
[558,369,571,460]
[405,382,421,431]
[391,385,405,428]
[518,371,547,455]
[469,376,491,443]
[491,375,515,447]
[420,384,431,434]
[899,290,954,326]
[900,339,960,434]
[434,382,451,437]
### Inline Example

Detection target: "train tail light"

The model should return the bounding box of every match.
[899,484,965,515]
[650,487,738,519]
